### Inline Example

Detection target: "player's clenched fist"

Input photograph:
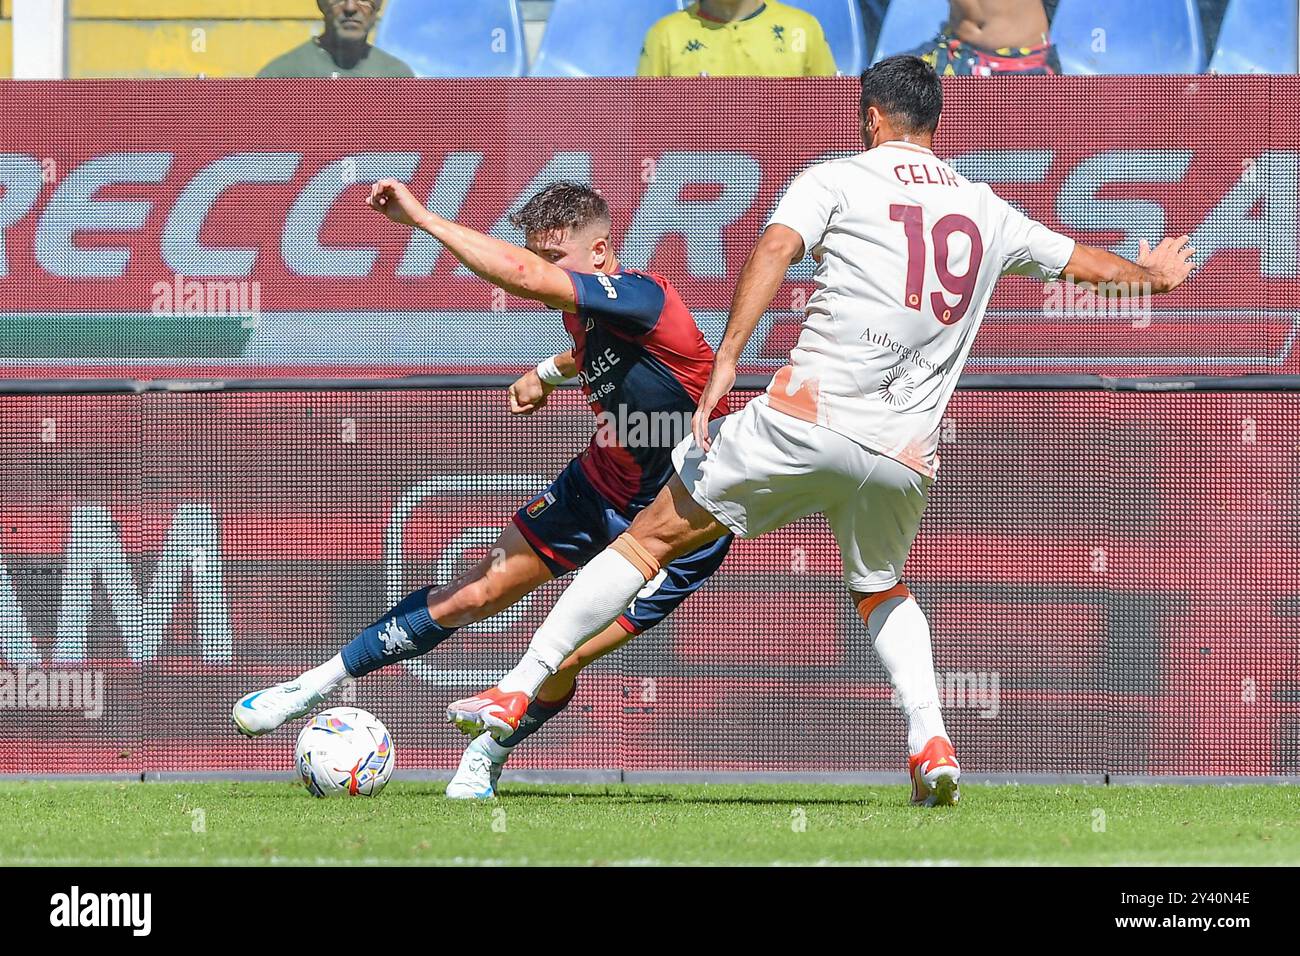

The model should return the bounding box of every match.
[366,179,427,229]
[508,369,552,415]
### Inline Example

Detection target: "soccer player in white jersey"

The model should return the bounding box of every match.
[447,56,1196,805]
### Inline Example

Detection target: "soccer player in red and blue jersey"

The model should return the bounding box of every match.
[231,179,732,798]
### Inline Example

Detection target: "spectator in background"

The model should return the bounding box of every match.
[258,0,414,78]
[910,0,1062,75]
[639,1,838,77]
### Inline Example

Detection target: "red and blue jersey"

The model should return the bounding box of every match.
[561,267,727,512]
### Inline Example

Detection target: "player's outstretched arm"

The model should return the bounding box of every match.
[692,223,804,450]
[1060,235,1196,294]
[366,179,577,311]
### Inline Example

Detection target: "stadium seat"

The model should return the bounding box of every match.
[783,0,868,74]
[375,0,526,77]
[1052,0,1205,74]
[530,0,683,77]
[871,0,949,62]
[1208,0,1299,73]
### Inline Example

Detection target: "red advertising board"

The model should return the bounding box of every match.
[0,387,1295,776]
[0,77,1295,377]
[1,77,1297,778]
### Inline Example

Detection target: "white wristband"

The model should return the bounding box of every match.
[536,356,568,385]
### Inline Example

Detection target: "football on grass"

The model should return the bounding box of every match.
[294,707,395,798]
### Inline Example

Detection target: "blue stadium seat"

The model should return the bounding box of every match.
[871,0,949,62]
[1208,0,1298,73]
[375,0,527,77]
[531,0,684,77]
[1052,0,1205,74]
[783,0,868,74]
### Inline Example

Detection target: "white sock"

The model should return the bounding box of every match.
[865,595,948,755]
[479,735,512,763]
[297,654,350,698]
[498,547,650,697]
[497,652,553,697]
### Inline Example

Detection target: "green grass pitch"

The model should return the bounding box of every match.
[1,781,1295,866]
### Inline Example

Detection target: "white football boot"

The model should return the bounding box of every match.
[445,733,507,799]
[232,680,326,737]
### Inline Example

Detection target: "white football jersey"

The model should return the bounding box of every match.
[764,141,1075,476]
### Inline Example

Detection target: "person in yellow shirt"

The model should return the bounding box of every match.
[638,0,838,77]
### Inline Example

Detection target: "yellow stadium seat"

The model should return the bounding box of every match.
[69,1,320,18]
[70,19,321,78]
[1,1,400,78]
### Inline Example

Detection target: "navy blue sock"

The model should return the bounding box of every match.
[497,683,577,748]
[340,587,457,677]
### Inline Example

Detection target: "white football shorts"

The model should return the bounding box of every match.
[672,396,931,592]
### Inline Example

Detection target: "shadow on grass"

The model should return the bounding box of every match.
[493,789,903,807]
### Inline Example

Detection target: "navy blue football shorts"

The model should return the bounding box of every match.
[512,457,732,634]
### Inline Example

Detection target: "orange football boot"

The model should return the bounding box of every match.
[445,687,529,740]
[908,735,961,806]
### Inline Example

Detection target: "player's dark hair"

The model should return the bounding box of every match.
[859,55,943,135]
[509,182,611,237]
